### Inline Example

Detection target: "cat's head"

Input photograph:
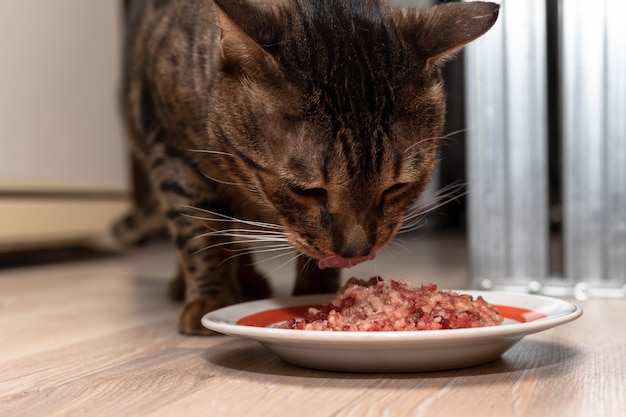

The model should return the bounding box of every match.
[208,0,498,268]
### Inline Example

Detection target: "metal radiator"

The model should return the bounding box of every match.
[465,0,625,298]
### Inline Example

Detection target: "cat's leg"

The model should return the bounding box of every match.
[237,251,272,300]
[170,201,244,335]
[111,178,168,246]
[293,257,341,295]
[113,148,187,303]
[147,146,247,335]
[168,241,271,303]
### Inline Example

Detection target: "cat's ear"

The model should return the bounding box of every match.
[212,1,283,79]
[394,1,499,65]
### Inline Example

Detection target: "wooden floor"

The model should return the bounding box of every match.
[1,232,624,417]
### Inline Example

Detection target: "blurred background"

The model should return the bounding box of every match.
[0,1,128,264]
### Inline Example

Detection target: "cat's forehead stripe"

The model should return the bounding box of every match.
[283,1,404,179]
[322,155,331,183]
[287,0,399,117]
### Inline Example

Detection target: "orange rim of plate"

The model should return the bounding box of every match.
[237,304,546,328]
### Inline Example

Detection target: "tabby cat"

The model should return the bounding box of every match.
[118,0,499,335]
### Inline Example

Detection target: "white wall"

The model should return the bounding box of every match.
[0,0,128,190]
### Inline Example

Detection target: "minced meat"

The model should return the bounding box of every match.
[277,277,503,331]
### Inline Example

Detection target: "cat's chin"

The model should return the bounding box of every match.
[317,252,376,270]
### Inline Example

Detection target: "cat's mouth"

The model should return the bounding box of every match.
[317,252,376,270]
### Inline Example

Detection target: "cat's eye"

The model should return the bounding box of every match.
[289,185,328,201]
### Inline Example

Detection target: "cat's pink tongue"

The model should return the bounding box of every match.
[318,252,376,270]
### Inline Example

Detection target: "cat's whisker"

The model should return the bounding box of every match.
[405,191,466,227]
[403,128,468,155]
[440,128,468,141]
[244,245,294,256]
[254,246,300,265]
[244,244,296,254]
[191,237,291,253]
[297,255,317,278]
[388,236,417,256]
[194,228,289,240]
[177,204,293,259]
[206,238,299,276]
[192,235,289,249]
[263,251,305,279]
[398,216,429,235]
[402,199,466,232]
[191,225,290,244]
[191,239,291,256]
[178,206,284,230]
[185,148,234,157]
[182,214,285,236]
[218,244,295,263]
[403,138,436,154]
[201,235,290,244]
[201,226,288,235]
[199,169,247,187]
[399,182,467,234]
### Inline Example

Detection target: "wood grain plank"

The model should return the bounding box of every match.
[1,237,624,417]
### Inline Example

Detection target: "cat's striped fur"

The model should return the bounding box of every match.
[118,0,498,334]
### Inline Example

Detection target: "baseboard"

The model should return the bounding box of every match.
[0,197,130,251]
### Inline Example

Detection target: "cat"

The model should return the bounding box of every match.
[118,0,499,335]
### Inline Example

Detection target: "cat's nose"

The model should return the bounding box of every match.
[318,223,376,269]
[337,224,373,258]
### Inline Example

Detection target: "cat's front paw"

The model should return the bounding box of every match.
[177,297,225,335]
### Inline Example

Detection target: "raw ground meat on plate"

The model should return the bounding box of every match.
[277,277,503,331]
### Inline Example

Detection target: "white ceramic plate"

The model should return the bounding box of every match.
[202,291,582,372]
